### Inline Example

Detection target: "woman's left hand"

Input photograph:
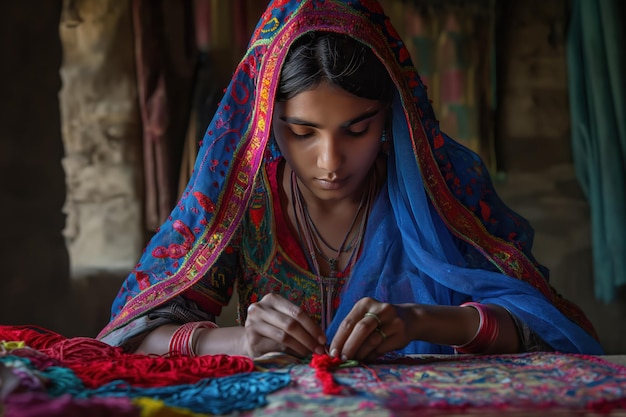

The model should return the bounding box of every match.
[328,297,411,361]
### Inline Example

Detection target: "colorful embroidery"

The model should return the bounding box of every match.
[260,352,626,415]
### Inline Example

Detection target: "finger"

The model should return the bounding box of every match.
[246,302,312,357]
[355,327,391,361]
[258,294,326,353]
[331,302,385,359]
[333,300,397,360]
[341,314,382,360]
[361,311,409,361]
[266,294,326,342]
[328,298,376,357]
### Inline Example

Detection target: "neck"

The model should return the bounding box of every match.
[289,165,375,278]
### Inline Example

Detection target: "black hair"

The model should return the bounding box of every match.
[276,32,394,104]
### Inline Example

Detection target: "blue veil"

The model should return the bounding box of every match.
[328,97,603,354]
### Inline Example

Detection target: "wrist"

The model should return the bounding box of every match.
[452,302,500,353]
[168,321,218,357]
[401,304,427,341]
[401,304,481,347]
[239,327,253,357]
[195,326,251,356]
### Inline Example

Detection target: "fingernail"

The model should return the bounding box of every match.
[315,346,324,355]
[341,354,348,361]
[330,348,338,358]
[318,336,326,344]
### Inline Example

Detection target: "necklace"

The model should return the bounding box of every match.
[302,203,360,253]
[290,169,375,331]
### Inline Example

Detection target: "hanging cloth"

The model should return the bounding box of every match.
[566,0,626,302]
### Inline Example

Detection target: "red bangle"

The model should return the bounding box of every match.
[452,302,499,354]
[168,321,218,357]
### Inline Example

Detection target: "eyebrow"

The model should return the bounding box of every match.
[279,109,381,128]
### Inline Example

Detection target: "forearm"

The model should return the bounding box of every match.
[134,324,249,356]
[403,303,521,353]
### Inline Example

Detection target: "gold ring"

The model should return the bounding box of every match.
[364,312,382,326]
[375,327,387,340]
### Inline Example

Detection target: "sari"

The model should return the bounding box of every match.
[98,0,603,355]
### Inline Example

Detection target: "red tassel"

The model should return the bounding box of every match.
[309,353,344,395]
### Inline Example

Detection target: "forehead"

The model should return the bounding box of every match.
[274,82,382,122]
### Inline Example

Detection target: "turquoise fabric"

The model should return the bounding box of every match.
[567,0,626,302]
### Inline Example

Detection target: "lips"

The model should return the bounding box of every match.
[315,177,347,190]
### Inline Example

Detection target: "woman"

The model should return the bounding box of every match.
[98,0,603,360]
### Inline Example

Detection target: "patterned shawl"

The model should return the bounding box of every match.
[98,0,602,354]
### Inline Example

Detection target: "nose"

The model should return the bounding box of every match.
[316,135,343,175]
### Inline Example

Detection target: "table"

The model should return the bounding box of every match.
[1,324,625,417]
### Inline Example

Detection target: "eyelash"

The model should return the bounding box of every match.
[289,127,369,139]
[347,127,369,137]
[290,130,314,139]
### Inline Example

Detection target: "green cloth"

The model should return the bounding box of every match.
[567,0,626,302]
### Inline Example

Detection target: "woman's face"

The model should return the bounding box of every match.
[272,81,387,203]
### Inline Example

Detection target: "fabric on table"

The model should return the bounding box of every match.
[255,352,626,416]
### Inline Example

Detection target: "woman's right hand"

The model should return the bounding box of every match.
[243,293,327,358]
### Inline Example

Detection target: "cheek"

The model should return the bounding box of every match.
[351,136,384,168]
[272,133,306,169]
[358,135,384,159]
[342,142,380,176]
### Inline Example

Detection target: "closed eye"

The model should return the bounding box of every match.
[345,120,371,137]
[289,129,314,139]
[346,127,369,137]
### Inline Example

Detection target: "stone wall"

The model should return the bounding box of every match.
[496,0,573,171]
[59,0,143,276]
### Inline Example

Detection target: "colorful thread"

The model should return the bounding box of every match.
[133,397,206,416]
[309,353,345,395]
[0,325,254,388]
[3,392,139,417]
[79,372,291,414]
[0,325,291,414]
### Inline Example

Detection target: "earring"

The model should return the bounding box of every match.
[380,129,390,155]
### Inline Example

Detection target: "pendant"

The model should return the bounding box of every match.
[329,258,338,278]
[320,258,338,332]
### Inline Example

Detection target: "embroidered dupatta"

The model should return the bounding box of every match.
[98,0,602,354]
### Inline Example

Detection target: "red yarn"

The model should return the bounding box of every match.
[0,325,65,349]
[309,353,344,395]
[0,325,255,388]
